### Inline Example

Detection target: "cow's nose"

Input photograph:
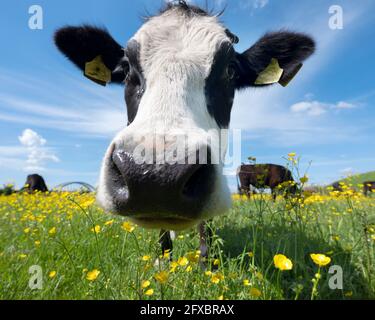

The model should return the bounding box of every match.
[106,148,216,219]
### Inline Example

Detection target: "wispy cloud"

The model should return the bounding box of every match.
[290,100,357,117]
[0,72,126,137]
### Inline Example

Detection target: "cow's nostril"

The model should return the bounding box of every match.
[182,165,215,200]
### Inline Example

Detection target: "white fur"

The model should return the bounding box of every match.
[97,8,232,229]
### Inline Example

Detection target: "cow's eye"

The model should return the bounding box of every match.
[226,63,237,80]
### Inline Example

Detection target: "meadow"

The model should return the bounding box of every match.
[0,179,374,300]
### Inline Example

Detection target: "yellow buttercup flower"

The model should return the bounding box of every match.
[49,271,57,278]
[177,256,189,267]
[154,271,169,284]
[34,240,41,246]
[48,227,57,235]
[141,280,151,289]
[310,254,331,267]
[170,261,179,273]
[104,220,114,226]
[243,279,251,286]
[24,228,31,234]
[145,289,154,296]
[273,254,293,271]
[288,152,296,158]
[250,287,262,298]
[19,254,27,259]
[211,273,224,284]
[142,255,151,262]
[86,269,100,281]
[122,221,135,233]
[91,225,101,234]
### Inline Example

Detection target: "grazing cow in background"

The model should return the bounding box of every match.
[331,181,343,192]
[237,164,297,200]
[364,181,375,196]
[54,1,315,257]
[24,174,48,193]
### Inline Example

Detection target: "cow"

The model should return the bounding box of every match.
[331,181,343,192]
[237,164,297,200]
[23,174,49,193]
[54,1,315,258]
[363,181,375,196]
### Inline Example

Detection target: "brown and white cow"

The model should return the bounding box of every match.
[54,1,315,255]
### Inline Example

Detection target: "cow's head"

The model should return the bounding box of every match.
[55,1,315,230]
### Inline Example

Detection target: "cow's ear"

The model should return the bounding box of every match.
[235,31,315,89]
[54,25,127,86]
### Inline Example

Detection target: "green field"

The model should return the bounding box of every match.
[338,171,375,188]
[0,187,374,300]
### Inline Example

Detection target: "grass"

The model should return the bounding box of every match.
[337,171,375,188]
[0,186,374,300]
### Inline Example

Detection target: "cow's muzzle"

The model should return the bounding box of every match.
[105,147,216,229]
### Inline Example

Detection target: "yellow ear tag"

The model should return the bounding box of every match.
[84,55,111,86]
[255,58,284,85]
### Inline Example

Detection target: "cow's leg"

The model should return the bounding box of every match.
[159,229,173,259]
[198,221,215,269]
[272,188,277,201]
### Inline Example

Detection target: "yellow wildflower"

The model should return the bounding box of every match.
[177,256,189,267]
[86,269,100,281]
[142,255,151,262]
[154,271,169,284]
[243,279,251,286]
[141,280,151,289]
[145,289,154,296]
[273,254,293,271]
[170,261,179,273]
[250,287,262,298]
[104,220,114,226]
[310,254,331,267]
[48,227,57,235]
[213,259,220,266]
[211,273,224,284]
[24,228,31,234]
[49,271,57,278]
[122,221,135,233]
[91,225,101,234]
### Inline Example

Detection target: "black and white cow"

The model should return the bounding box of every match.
[54,1,315,256]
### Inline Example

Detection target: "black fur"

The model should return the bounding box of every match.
[54,25,126,83]
[235,31,315,89]
[205,43,236,128]
[124,40,145,125]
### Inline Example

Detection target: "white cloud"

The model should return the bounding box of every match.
[290,100,358,117]
[18,129,59,172]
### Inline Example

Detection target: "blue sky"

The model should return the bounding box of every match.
[0,0,374,191]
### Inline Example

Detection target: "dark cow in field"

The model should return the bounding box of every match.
[54,1,315,257]
[364,181,375,196]
[237,164,297,200]
[331,181,343,192]
[24,174,48,193]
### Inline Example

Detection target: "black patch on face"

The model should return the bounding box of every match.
[205,42,237,128]
[124,40,146,125]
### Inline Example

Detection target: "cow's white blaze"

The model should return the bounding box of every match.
[97,8,232,228]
